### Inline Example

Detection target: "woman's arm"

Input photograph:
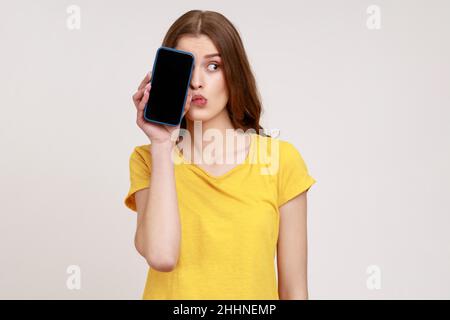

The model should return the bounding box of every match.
[277,191,309,299]
[134,142,181,272]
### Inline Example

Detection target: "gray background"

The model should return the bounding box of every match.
[0,0,449,299]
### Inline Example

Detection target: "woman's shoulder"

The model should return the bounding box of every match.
[254,133,298,158]
[251,133,305,175]
[129,143,152,166]
[255,134,314,189]
[133,142,151,154]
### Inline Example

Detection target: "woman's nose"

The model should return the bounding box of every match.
[190,66,203,89]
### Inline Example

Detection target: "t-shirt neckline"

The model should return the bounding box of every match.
[174,133,255,180]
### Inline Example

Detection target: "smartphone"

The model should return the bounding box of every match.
[144,46,195,126]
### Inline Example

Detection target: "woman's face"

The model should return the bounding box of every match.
[175,34,229,123]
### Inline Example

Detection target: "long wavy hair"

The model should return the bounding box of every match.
[161,10,270,140]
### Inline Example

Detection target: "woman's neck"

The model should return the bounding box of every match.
[177,120,251,163]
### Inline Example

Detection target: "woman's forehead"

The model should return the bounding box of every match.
[176,35,220,59]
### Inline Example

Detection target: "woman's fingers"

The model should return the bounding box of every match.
[136,102,141,125]
[133,83,151,109]
[138,71,152,91]
[136,90,148,125]
[138,85,150,111]
[132,88,145,106]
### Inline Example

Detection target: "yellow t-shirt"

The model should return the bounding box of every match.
[124,133,316,300]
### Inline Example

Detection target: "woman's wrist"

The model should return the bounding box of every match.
[150,140,176,160]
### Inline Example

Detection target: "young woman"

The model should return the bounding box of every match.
[125,10,316,300]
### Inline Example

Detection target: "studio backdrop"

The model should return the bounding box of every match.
[0,0,449,299]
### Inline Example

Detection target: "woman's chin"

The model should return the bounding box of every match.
[185,111,211,122]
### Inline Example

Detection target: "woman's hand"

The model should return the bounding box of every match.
[132,71,192,145]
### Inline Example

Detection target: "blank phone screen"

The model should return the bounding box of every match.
[144,47,194,126]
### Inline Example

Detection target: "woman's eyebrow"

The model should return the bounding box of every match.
[204,53,221,58]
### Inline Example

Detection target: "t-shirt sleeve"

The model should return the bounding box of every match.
[124,146,151,212]
[277,142,316,207]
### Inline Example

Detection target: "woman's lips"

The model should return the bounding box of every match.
[192,97,207,106]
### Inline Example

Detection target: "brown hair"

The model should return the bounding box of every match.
[161,10,270,138]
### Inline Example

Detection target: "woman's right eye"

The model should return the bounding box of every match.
[207,63,220,72]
